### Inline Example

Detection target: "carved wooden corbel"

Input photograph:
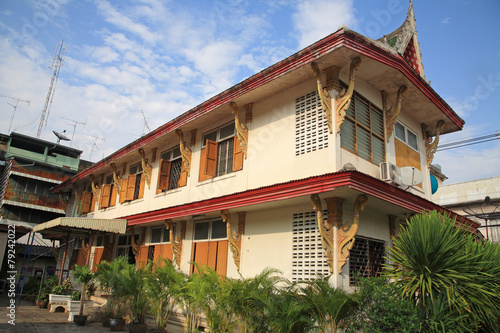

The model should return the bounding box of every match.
[324,65,341,91]
[383,85,407,142]
[165,219,184,269]
[110,163,123,192]
[128,226,144,262]
[335,57,362,133]
[151,148,157,164]
[423,120,445,167]
[138,148,153,188]
[175,129,193,177]
[311,62,334,134]
[237,212,246,236]
[229,102,249,159]
[89,174,101,208]
[221,209,243,271]
[82,237,90,256]
[244,103,253,124]
[338,194,368,273]
[190,129,197,147]
[310,194,334,273]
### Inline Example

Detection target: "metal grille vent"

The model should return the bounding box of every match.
[349,236,385,285]
[292,211,329,282]
[295,91,329,156]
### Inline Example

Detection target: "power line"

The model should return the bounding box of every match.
[437,131,499,152]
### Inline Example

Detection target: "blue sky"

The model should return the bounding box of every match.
[0,0,499,184]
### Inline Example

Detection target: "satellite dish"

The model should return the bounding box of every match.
[400,166,423,187]
[53,130,71,144]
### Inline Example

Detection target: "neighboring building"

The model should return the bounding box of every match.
[433,176,500,243]
[45,1,477,294]
[0,132,89,282]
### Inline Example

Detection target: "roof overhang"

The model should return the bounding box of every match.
[124,171,479,232]
[32,217,128,238]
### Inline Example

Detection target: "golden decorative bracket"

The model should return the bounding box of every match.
[138,148,153,188]
[423,120,445,167]
[221,209,243,271]
[128,226,144,262]
[324,66,341,91]
[244,103,253,124]
[82,237,90,256]
[110,163,123,192]
[338,194,368,273]
[89,174,101,208]
[310,194,334,273]
[335,57,362,133]
[382,85,407,142]
[229,102,249,159]
[311,62,333,134]
[175,129,193,177]
[165,219,185,269]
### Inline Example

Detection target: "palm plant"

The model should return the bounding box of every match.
[174,269,204,333]
[300,277,357,333]
[146,259,183,331]
[385,210,500,331]
[95,256,129,319]
[72,264,95,317]
[119,261,150,324]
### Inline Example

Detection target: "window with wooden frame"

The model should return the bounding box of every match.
[149,225,174,266]
[116,234,139,265]
[349,236,385,285]
[191,219,228,275]
[81,183,95,214]
[157,147,184,193]
[394,122,422,187]
[340,91,385,165]
[119,162,146,202]
[99,175,118,209]
[199,122,243,182]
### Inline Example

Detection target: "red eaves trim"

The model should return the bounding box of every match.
[124,171,478,231]
[53,29,463,192]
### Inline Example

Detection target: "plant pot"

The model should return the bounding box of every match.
[109,318,126,331]
[103,317,111,327]
[73,314,87,326]
[129,323,148,333]
[38,301,48,309]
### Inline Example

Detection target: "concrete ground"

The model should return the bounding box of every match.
[0,294,112,332]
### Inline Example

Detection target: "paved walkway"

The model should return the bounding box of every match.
[0,294,111,332]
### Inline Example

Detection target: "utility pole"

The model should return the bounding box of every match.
[1,96,30,133]
[60,117,86,147]
[37,40,68,138]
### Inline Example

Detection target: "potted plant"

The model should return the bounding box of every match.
[72,264,95,326]
[48,278,72,312]
[121,261,150,333]
[37,289,49,309]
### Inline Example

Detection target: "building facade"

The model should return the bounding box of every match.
[51,2,477,291]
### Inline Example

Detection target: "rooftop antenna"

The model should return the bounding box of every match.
[60,116,87,147]
[463,196,500,240]
[140,109,151,136]
[84,134,105,161]
[37,40,68,138]
[1,96,31,133]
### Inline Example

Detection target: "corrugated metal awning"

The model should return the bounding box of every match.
[33,217,128,237]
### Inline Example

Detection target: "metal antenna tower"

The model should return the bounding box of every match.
[37,40,68,138]
[85,134,105,161]
[60,116,87,147]
[140,109,151,136]
[1,96,30,133]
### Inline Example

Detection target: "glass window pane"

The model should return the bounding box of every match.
[395,123,406,142]
[219,123,235,140]
[169,159,182,190]
[96,236,103,247]
[357,126,371,161]
[161,151,171,160]
[194,222,210,240]
[211,219,227,239]
[372,136,385,165]
[162,227,171,243]
[407,131,418,150]
[340,119,356,152]
[151,227,162,243]
[118,235,129,246]
[217,138,234,176]
[202,131,217,147]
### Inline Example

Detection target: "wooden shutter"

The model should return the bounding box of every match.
[157,159,171,192]
[90,191,96,212]
[232,136,243,172]
[125,174,136,201]
[109,184,117,207]
[178,160,188,187]
[92,248,104,272]
[153,244,173,265]
[191,242,209,274]
[199,147,208,181]
[205,140,218,178]
[81,191,92,214]
[119,178,128,203]
[215,240,228,276]
[99,184,112,209]
[138,173,145,199]
[76,249,86,267]
[137,245,149,269]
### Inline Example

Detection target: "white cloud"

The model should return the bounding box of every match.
[292,0,357,48]
[441,17,451,24]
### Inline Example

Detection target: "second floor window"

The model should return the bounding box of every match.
[157,147,183,193]
[340,91,385,165]
[199,122,243,181]
[120,162,145,202]
[99,175,117,209]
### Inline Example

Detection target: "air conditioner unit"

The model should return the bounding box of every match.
[380,162,402,185]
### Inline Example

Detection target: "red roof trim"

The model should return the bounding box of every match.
[53,28,463,191]
[124,171,478,231]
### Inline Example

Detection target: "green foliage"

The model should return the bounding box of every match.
[71,290,81,301]
[95,256,129,318]
[385,210,500,332]
[345,277,420,333]
[72,264,95,316]
[300,277,357,333]
[119,261,150,324]
[51,278,72,295]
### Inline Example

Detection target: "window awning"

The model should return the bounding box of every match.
[33,217,128,237]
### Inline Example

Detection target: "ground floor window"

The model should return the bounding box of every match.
[349,236,385,285]
[191,219,228,275]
